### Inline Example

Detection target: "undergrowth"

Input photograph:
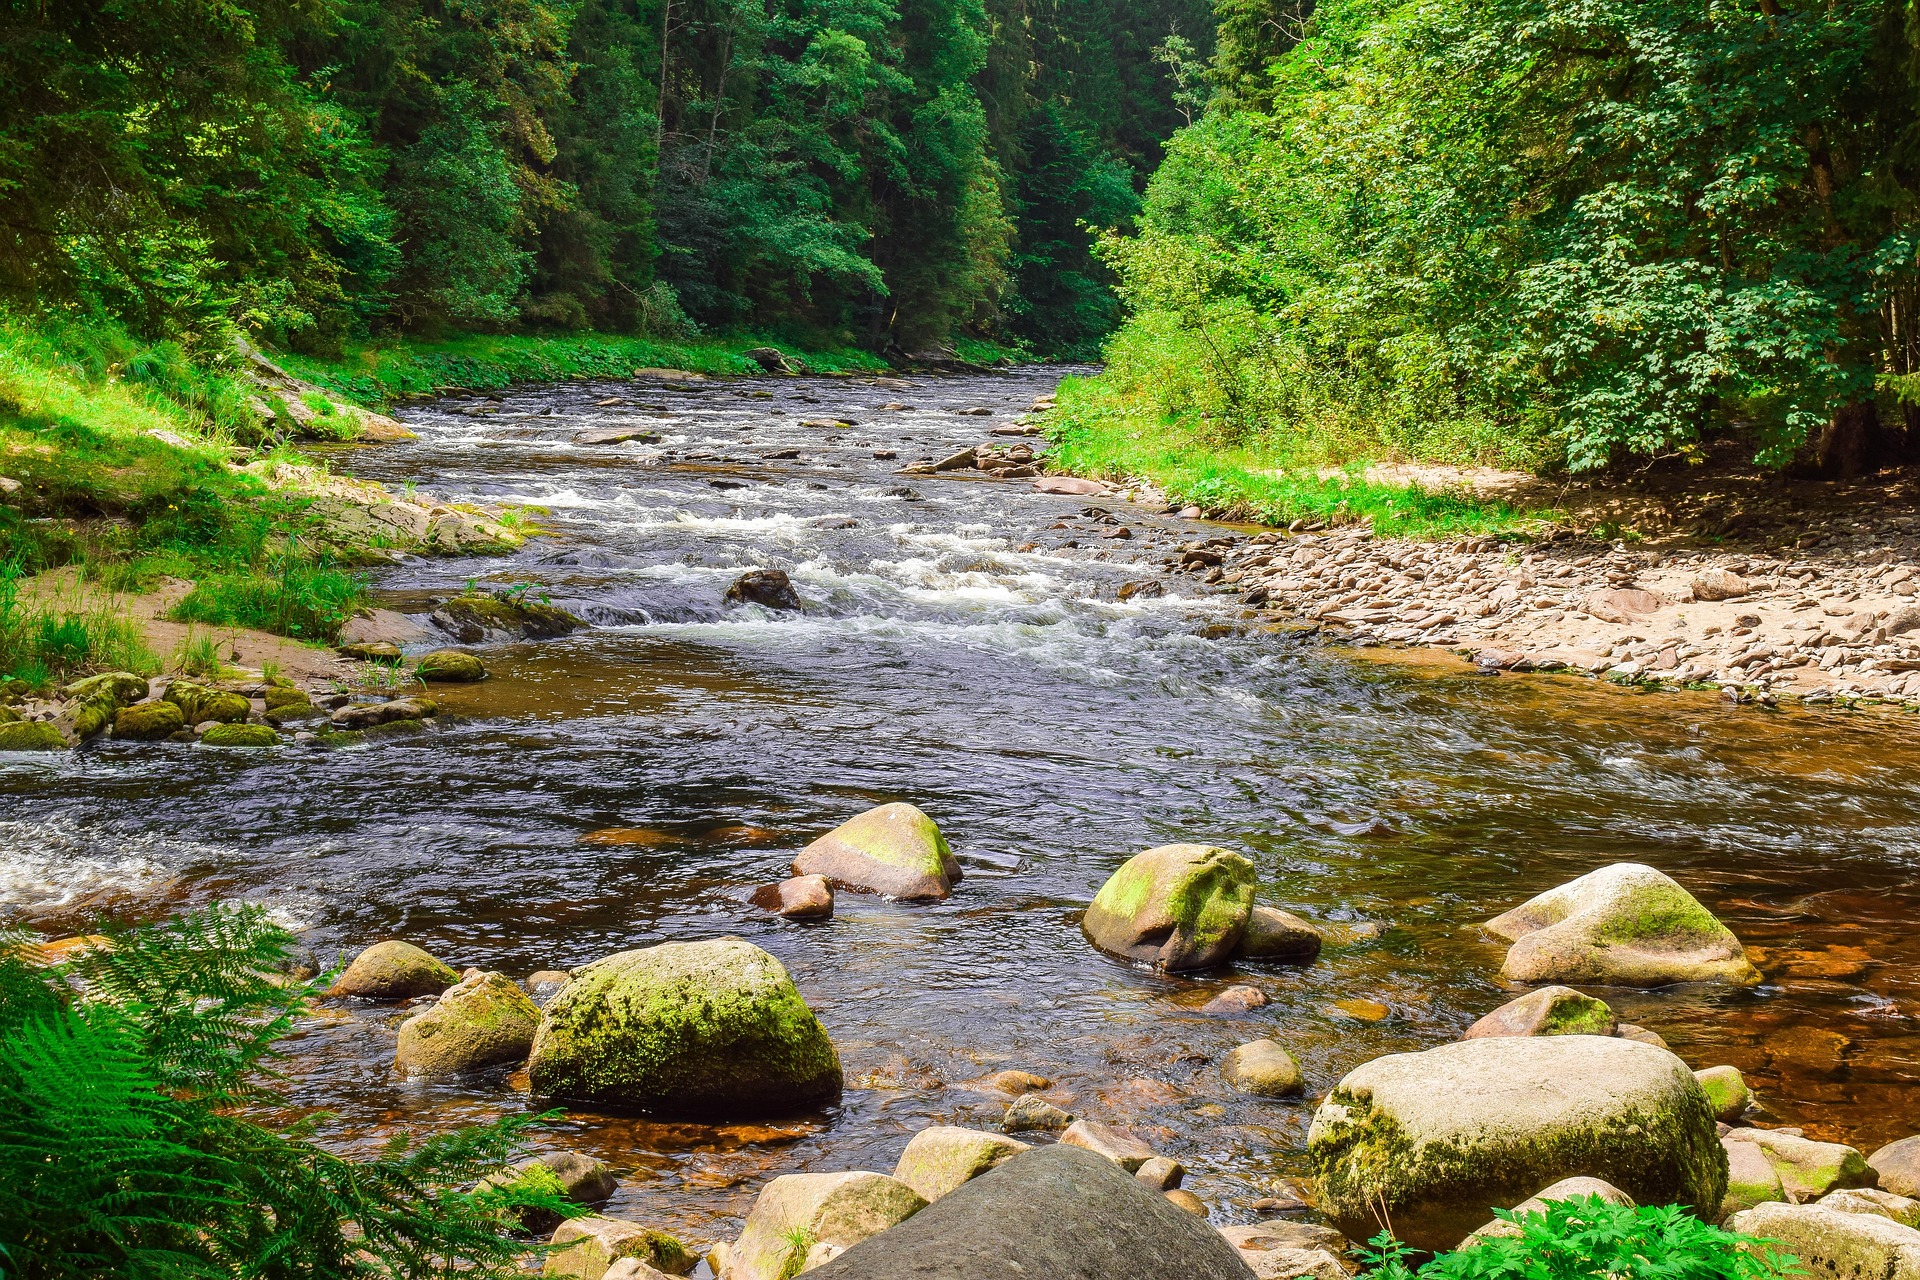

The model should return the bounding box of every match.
[0,560,158,689]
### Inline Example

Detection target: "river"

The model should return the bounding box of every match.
[4,365,1917,1248]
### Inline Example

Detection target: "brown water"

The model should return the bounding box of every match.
[5,367,1919,1253]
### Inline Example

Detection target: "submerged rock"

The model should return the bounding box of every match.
[416,649,487,682]
[1082,844,1255,971]
[1308,1034,1726,1250]
[431,591,584,644]
[750,873,834,920]
[1463,986,1616,1039]
[801,1146,1258,1280]
[724,569,803,611]
[791,803,958,901]
[1201,985,1269,1016]
[727,1171,927,1280]
[545,1215,694,1279]
[1059,1119,1154,1172]
[199,723,279,748]
[331,940,460,999]
[396,970,540,1077]
[1485,863,1760,987]
[527,937,842,1117]
[1221,1039,1304,1097]
[892,1126,1030,1202]
[1235,906,1323,963]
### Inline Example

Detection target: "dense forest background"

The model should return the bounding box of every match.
[0,0,1212,362]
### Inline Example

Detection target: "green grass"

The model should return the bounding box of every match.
[1044,374,1558,539]
[170,561,364,642]
[0,561,159,689]
[279,332,896,407]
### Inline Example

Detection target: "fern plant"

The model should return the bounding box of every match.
[0,905,578,1279]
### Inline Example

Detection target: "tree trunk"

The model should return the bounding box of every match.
[1817,401,1881,477]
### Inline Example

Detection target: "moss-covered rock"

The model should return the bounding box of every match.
[330,939,460,998]
[52,696,114,743]
[263,685,312,711]
[1726,1202,1920,1279]
[1235,906,1322,963]
[727,1172,927,1280]
[0,706,20,724]
[330,696,437,729]
[1694,1065,1750,1122]
[61,671,147,706]
[1462,986,1617,1039]
[114,700,186,741]
[431,592,583,644]
[1307,1034,1726,1250]
[396,970,540,1078]
[1726,1128,1874,1202]
[164,682,251,725]
[545,1215,693,1279]
[0,721,67,751]
[1485,863,1760,987]
[1082,844,1256,971]
[416,648,487,682]
[200,723,278,747]
[527,937,842,1118]
[892,1126,1029,1202]
[339,640,403,662]
[791,802,959,901]
[1221,1039,1304,1097]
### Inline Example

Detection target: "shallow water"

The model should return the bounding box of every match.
[7,366,1920,1247]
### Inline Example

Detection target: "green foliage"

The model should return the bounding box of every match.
[0,560,159,687]
[0,904,579,1279]
[170,564,366,643]
[1356,1197,1795,1280]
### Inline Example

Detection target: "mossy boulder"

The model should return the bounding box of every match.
[1726,1203,1920,1280]
[545,1215,694,1279]
[396,970,540,1077]
[527,937,842,1117]
[1082,844,1256,971]
[263,686,312,711]
[330,696,437,729]
[61,671,147,706]
[1694,1065,1750,1122]
[52,696,114,743]
[200,723,279,747]
[164,682,251,725]
[115,700,186,741]
[892,1126,1030,1202]
[1486,863,1760,987]
[1307,1034,1726,1250]
[416,648,487,682]
[791,802,959,901]
[727,1172,927,1280]
[1236,906,1322,963]
[1462,986,1617,1039]
[1725,1128,1874,1202]
[330,939,460,998]
[0,721,67,751]
[431,592,583,644]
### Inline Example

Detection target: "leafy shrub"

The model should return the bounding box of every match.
[0,904,578,1278]
[1357,1196,1796,1280]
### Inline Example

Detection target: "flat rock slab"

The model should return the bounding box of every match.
[803,1145,1256,1280]
[573,427,663,445]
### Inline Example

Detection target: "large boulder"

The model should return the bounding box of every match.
[527,938,842,1117]
[1463,986,1616,1039]
[114,700,186,741]
[0,720,69,751]
[546,1215,694,1280]
[1485,863,1760,987]
[727,1172,927,1280]
[1727,1202,1920,1280]
[1082,844,1256,971]
[1875,1137,1920,1198]
[1307,1034,1726,1250]
[416,649,487,682]
[330,940,460,998]
[802,1145,1257,1280]
[791,803,959,901]
[893,1126,1029,1202]
[396,970,540,1077]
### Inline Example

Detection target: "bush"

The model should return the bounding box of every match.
[1358,1196,1797,1280]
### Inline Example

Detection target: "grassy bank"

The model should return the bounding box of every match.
[1045,374,1558,539]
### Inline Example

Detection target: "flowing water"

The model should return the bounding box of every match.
[6,367,1920,1249]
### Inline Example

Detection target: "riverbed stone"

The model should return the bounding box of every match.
[1059,1119,1154,1171]
[331,939,460,999]
[62,671,147,706]
[396,969,540,1077]
[1235,906,1323,963]
[892,1126,1029,1202]
[432,592,584,644]
[1724,1127,1875,1201]
[724,568,804,611]
[1826,1189,1920,1227]
[1082,844,1256,971]
[791,803,958,901]
[727,1172,927,1280]
[527,937,842,1117]
[1463,986,1616,1039]
[968,1069,1050,1095]
[546,1215,694,1280]
[1201,985,1268,1015]
[1874,1137,1920,1198]
[1220,1225,1348,1280]
[1722,1134,1788,1217]
[1694,1065,1750,1122]
[164,682,251,725]
[114,700,186,740]
[417,649,487,682]
[1461,1177,1635,1247]
[802,1145,1257,1280]
[1727,1202,1920,1280]
[1307,1034,1726,1250]
[1485,863,1761,987]
[485,1150,619,1234]
[200,722,278,747]
[1134,1156,1185,1190]
[1003,1095,1074,1132]
[1222,1039,1305,1097]
[750,874,834,920]
[0,720,66,751]
[331,696,437,729]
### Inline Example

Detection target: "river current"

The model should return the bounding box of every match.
[5,366,1917,1247]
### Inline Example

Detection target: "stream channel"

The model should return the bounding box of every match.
[5,365,1919,1248]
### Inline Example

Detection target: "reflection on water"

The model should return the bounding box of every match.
[5,367,1919,1245]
